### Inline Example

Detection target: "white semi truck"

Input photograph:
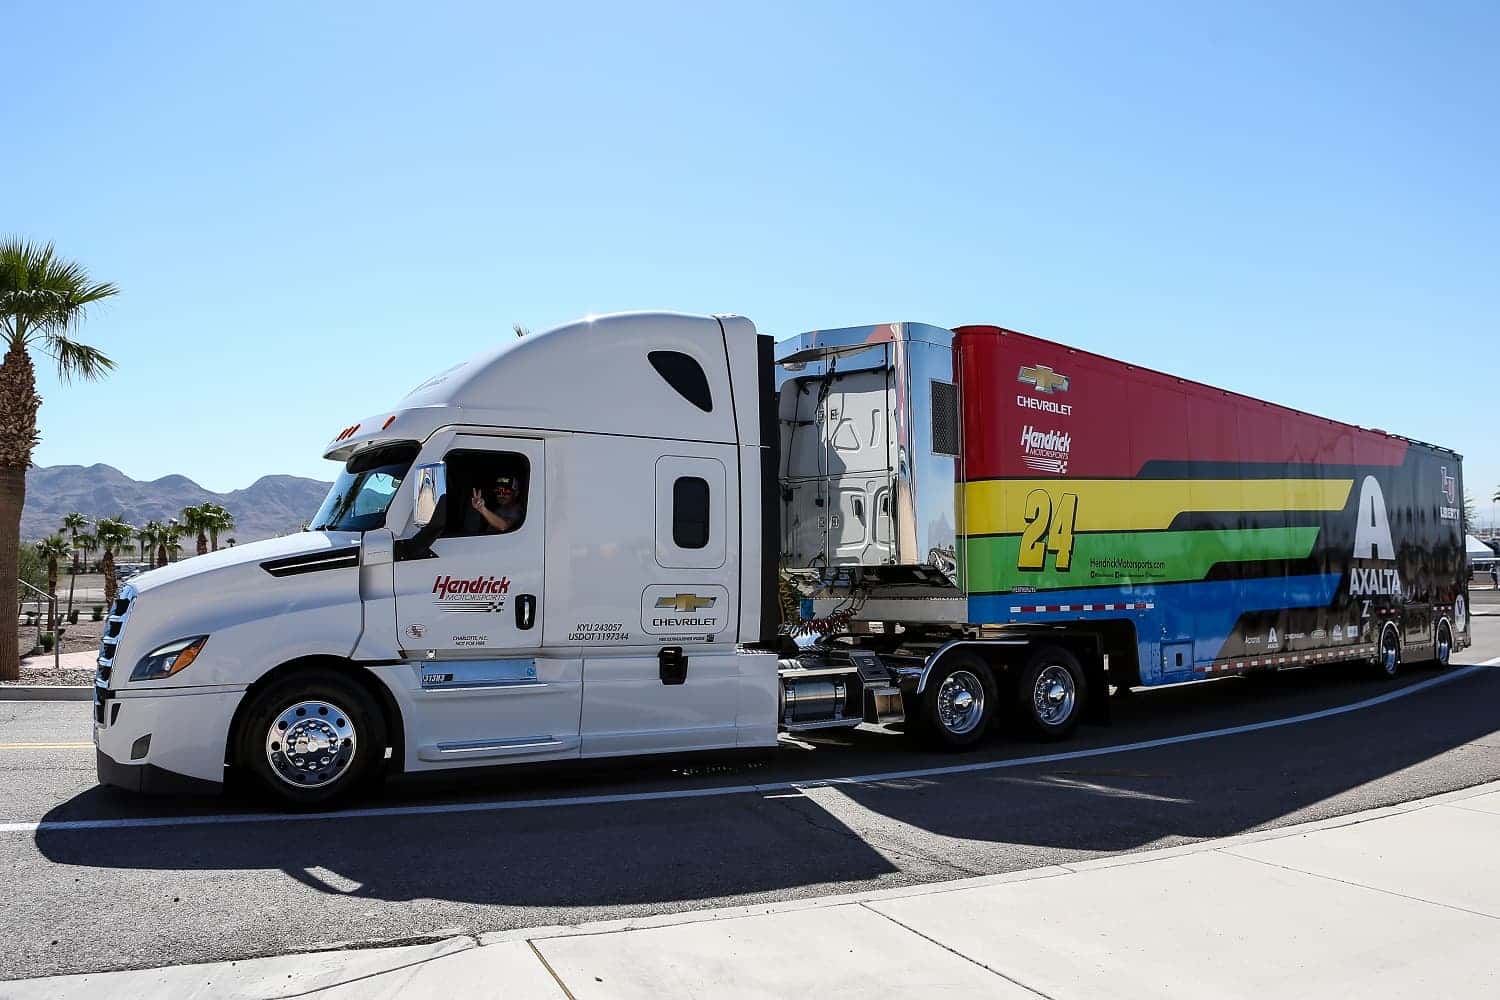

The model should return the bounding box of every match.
[93,312,1467,804]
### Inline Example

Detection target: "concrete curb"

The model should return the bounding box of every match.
[0,685,93,702]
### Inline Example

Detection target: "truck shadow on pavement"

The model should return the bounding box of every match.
[32,663,1500,912]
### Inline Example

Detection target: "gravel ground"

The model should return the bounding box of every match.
[12,614,106,657]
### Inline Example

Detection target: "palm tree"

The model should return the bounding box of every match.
[159,519,184,565]
[139,520,163,568]
[94,517,134,608]
[61,512,88,571]
[204,503,235,552]
[0,239,118,681]
[60,511,90,617]
[181,504,212,557]
[76,532,98,572]
[35,534,70,633]
[226,537,237,548]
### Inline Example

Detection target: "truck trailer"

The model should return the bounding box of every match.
[91,313,1471,804]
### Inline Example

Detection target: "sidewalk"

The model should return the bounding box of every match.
[0,650,98,699]
[11,780,1500,999]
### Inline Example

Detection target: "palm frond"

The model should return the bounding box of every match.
[1,236,118,366]
[45,333,116,383]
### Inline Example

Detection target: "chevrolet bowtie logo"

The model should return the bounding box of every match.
[656,593,717,612]
[1018,364,1070,394]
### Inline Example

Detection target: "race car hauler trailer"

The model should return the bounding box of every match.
[92,313,1471,804]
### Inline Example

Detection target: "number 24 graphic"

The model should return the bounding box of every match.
[1018,489,1079,571]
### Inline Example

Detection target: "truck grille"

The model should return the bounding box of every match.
[97,588,136,676]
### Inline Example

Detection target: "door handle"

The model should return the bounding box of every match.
[659,646,687,685]
[516,594,536,630]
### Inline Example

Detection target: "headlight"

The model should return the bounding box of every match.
[131,636,209,681]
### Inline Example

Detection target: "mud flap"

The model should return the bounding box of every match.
[1084,654,1111,725]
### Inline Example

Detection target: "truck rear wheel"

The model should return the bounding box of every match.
[1374,624,1402,679]
[1016,646,1087,740]
[236,669,386,807]
[918,653,997,750]
[1433,619,1453,668]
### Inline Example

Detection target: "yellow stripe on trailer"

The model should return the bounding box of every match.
[962,478,1353,536]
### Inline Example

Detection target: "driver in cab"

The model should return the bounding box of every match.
[466,473,523,534]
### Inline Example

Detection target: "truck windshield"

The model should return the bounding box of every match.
[309,443,420,533]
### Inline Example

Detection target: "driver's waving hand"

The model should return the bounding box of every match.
[466,473,523,534]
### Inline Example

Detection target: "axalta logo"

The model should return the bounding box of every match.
[433,575,510,597]
[1018,365,1070,394]
[1351,567,1403,597]
[1020,425,1071,475]
[1350,475,1404,597]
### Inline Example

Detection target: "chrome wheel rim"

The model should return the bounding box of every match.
[1033,665,1076,726]
[1380,629,1400,676]
[265,699,357,789]
[936,670,986,735]
[1437,622,1451,666]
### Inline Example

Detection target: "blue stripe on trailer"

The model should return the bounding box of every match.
[968,574,1345,684]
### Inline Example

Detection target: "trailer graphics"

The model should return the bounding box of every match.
[956,325,1469,681]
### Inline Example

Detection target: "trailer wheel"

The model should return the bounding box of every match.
[918,653,997,750]
[1016,646,1087,740]
[1374,624,1402,679]
[1433,619,1453,668]
[236,669,386,807]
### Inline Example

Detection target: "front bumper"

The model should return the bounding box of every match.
[93,684,241,796]
[96,749,222,796]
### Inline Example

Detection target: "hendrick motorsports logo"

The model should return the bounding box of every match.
[1020,425,1071,475]
[432,574,510,613]
[655,593,718,613]
[1018,364,1070,394]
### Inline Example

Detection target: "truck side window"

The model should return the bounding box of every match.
[673,476,710,548]
[649,351,713,412]
[443,449,531,537]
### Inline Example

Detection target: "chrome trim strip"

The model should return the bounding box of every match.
[435,736,562,754]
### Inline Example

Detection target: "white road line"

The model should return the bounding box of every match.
[3,658,1496,836]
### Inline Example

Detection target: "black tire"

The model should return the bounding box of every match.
[1015,646,1087,741]
[1432,619,1454,669]
[1373,624,1401,680]
[236,669,387,807]
[917,652,998,750]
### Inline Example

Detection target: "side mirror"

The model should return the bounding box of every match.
[412,463,447,528]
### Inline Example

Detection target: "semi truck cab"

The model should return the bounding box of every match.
[95,312,792,802]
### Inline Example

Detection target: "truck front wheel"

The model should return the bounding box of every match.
[236,669,386,807]
[1016,647,1087,740]
[918,653,997,750]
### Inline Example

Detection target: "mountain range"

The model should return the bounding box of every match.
[20,464,333,545]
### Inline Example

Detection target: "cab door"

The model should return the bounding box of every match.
[578,452,742,757]
[394,435,546,654]
[393,435,580,765]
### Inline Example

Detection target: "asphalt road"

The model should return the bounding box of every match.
[3,620,1499,982]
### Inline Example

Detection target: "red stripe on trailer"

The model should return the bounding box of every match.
[1008,602,1156,614]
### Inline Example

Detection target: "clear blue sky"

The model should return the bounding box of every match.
[7,2,1498,524]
